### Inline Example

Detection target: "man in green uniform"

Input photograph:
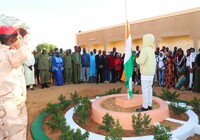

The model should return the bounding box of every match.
[72,46,81,84]
[37,48,51,88]
[63,49,72,84]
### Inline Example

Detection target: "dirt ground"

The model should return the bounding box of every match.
[27,83,200,140]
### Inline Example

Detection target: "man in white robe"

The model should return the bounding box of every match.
[23,52,35,90]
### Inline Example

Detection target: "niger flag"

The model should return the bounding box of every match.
[121,21,134,98]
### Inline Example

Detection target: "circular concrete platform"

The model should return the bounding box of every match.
[91,94,170,130]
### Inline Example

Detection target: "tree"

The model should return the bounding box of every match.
[36,43,57,52]
[0,14,29,29]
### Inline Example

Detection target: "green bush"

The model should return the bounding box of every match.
[153,91,157,96]
[45,103,59,115]
[160,89,180,102]
[132,112,152,135]
[169,103,188,115]
[152,124,172,140]
[44,95,90,139]
[45,111,66,131]
[105,120,124,140]
[74,96,91,124]
[70,91,81,105]
[58,94,71,111]
[95,88,122,97]
[133,88,140,94]
[189,97,200,113]
[98,113,115,132]
[60,127,89,140]
[105,88,122,95]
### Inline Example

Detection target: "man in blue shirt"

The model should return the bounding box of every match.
[81,48,90,82]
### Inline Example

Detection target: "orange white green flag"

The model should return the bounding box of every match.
[122,21,134,98]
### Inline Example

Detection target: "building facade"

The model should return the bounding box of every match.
[76,7,200,54]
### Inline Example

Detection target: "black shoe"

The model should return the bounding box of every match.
[41,84,45,89]
[136,107,148,112]
[187,88,192,91]
[44,83,49,88]
[30,88,35,90]
[148,106,152,110]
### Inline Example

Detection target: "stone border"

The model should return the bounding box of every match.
[31,111,50,140]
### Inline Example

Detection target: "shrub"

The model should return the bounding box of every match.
[74,96,91,124]
[44,95,90,139]
[58,94,71,111]
[160,89,180,102]
[45,103,67,131]
[105,120,124,140]
[133,88,140,94]
[70,91,81,105]
[105,88,122,95]
[169,103,188,115]
[95,88,122,97]
[152,124,172,140]
[60,127,89,140]
[132,112,152,135]
[45,111,66,131]
[153,91,157,96]
[189,97,200,113]
[45,103,59,115]
[98,113,115,132]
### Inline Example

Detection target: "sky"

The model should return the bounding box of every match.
[0,0,200,50]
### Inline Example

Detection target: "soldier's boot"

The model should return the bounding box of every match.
[41,83,45,89]
[44,83,49,88]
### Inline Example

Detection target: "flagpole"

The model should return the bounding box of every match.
[125,0,130,99]
[125,0,128,22]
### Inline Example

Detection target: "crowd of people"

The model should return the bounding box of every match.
[24,44,200,93]
[154,46,200,92]
[25,46,124,90]
[134,45,200,93]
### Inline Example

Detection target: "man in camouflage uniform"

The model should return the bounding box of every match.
[0,26,30,140]
[63,49,72,84]
[37,48,50,89]
[71,46,81,84]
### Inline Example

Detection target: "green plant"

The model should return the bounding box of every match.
[169,103,188,115]
[44,96,90,139]
[189,97,200,113]
[95,88,122,97]
[132,112,152,135]
[133,88,140,94]
[98,113,115,132]
[58,94,71,111]
[45,103,66,131]
[105,88,122,95]
[153,91,157,96]
[70,91,81,105]
[105,120,124,140]
[74,96,91,124]
[160,89,180,102]
[152,124,172,140]
[45,103,59,115]
[45,111,66,131]
[60,126,89,140]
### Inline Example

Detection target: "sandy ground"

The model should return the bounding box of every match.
[27,83,200,140]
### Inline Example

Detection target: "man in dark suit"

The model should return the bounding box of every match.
[95,50,104,84]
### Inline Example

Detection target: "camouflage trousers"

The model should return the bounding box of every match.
[0,97,27,140]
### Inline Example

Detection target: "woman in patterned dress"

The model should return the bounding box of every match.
[164,51,175,88]
[175,49,186,90]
